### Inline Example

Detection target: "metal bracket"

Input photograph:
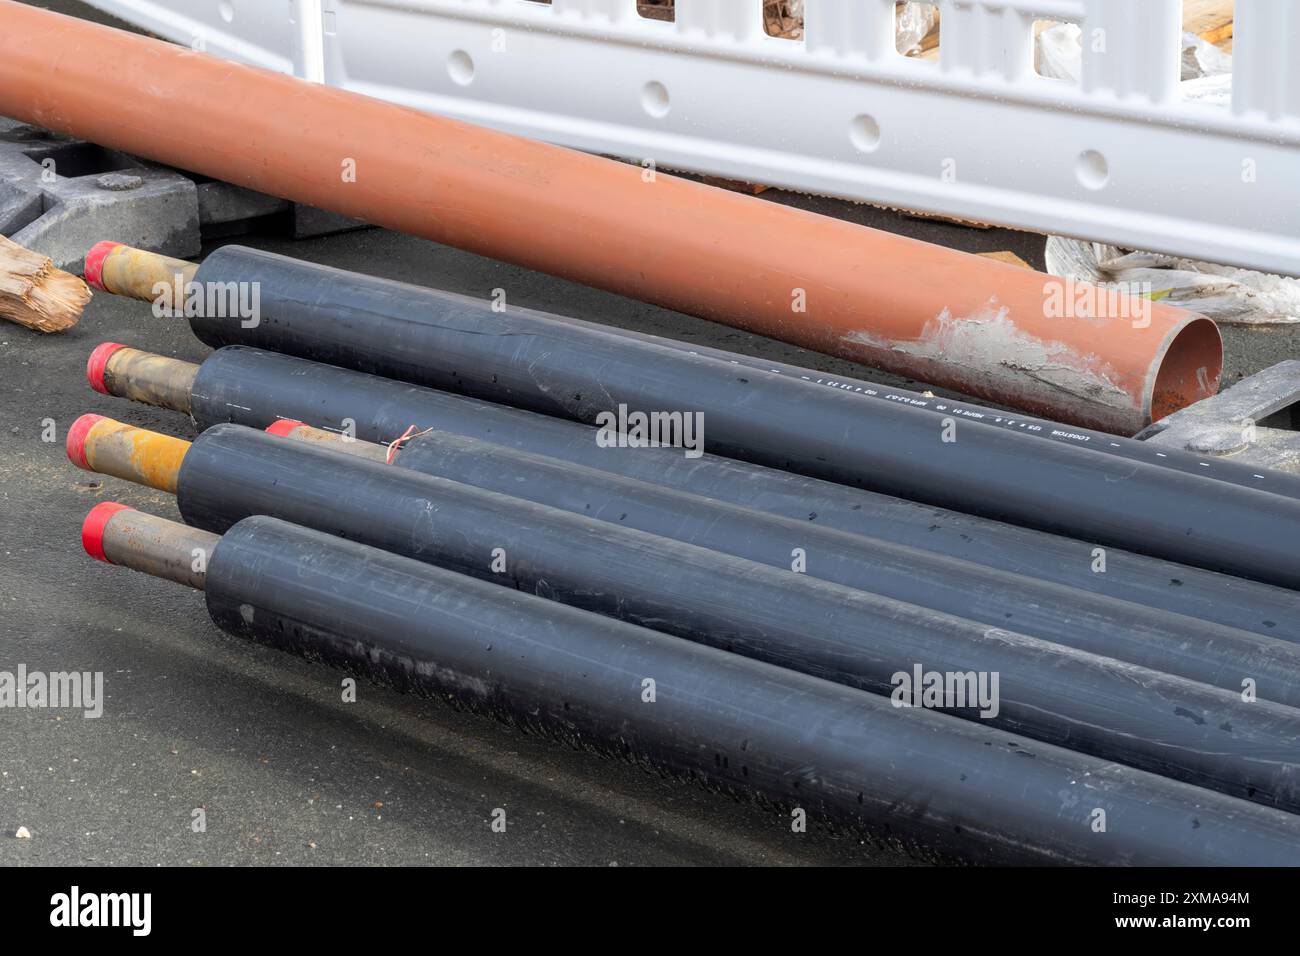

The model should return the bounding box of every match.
[1138,361,1300,473]
[0,117,364,273]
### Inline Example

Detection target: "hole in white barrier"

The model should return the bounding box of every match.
[1076,149,1110,190]
[763,1,804,40]
[1179,0,1235,109]
[1034,19,1083,85]
[1182,0,1235,51]
[218,1,234,24]
[638,0,675,22]
[849,115,881,153]
[897,1,940,61]
[448,50,475,86]
[642,81,671,118]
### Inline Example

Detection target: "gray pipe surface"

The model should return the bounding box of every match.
[291,423,1300,708]
[180,346,1300,641]
[197,517,1300,866]
[183,247,1300,590]
[168,425,1300,812]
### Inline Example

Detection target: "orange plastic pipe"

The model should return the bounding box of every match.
[0,1,1221,433]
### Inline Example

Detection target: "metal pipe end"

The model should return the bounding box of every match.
[265,419,307,437]
[83,241,199,302]
[87,343,200,414]
[265,419,389,462]
[66,413,107,471]
[86,342,128,395]
[82,241,124,292]
[81,503,216,590]
[82,502,134,563]
[65,414,190,494]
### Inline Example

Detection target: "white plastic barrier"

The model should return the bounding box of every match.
[84,0,1300,276]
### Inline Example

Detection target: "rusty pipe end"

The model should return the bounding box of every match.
[82,241,124,292]
[82,502,216,590]
[86,342,127,395]
[84,241,200,303]
[265,420,390,462]
[67,413,190,494]
[88,343,198,414]
[66,413,106,471]
[265,419,307,438]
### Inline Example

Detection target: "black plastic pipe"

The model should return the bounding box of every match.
[358,426,1300,708]
[184,246,1300,500]
[184,247,1300,590]
[530,294,1300,500]
[180,347,1300,640]
[93,510,1300,866]
[164,425,1300,812]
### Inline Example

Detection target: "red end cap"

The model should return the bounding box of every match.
[265,419,306,437]
[66,414,106,471]
[87,342,127,395]
[83,241,124,292]
[82,502,133,564]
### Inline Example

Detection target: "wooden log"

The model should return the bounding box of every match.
[0,234,90,332]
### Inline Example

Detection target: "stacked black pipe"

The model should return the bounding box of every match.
[88,244,1300,866]
[92,509,1300,866]
[182,246,1300,588]
[189,346,1300,641]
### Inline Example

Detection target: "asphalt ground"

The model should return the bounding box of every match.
[1,0,1293,868]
